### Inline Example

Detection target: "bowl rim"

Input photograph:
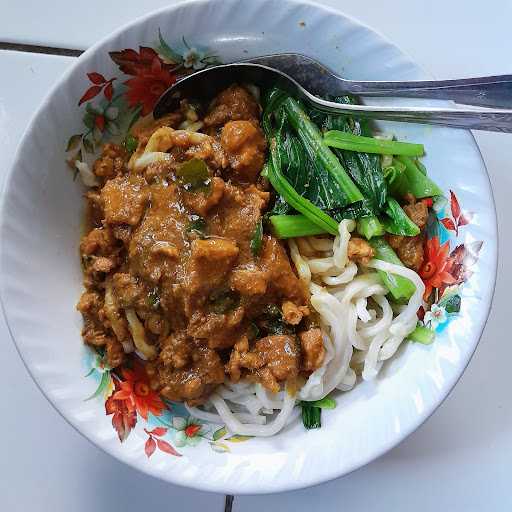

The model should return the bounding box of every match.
[0,0,499,494]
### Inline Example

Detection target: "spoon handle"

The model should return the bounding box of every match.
[309,96,512,132]
[343,75,512,109]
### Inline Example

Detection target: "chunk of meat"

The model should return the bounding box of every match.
[299,328,325,372]
[101,175,148,226]
[209,183,269,263]
[93,143,126,179]
[348,237,375,265]
[105,338,125,368]
[204,84,260,127]
[226,334,300,392]
[253,335,300,392]
[187,307,244,349]
[184,238,239,311]
[80,227,116,256]
[128,183,189,283]
[159,332,192,370]
[220,120,266,183]
[403,193,429,230]
[230,266,268,296]
[112,272,148,309]
[282,301,309,325]
[156,345,225,405]
[260,237,308,305]
[180,176,225,216]
[387,234,425,271]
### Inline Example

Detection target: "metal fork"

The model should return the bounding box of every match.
[247,53,512,108]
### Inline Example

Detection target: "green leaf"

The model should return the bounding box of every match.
[209,290,240,314]
[176,158,210,191]
[84,371,111,401]
[157,28,184,64]
[83,112,95,129]
[213,426,228,441]
[83,137,94,154]
[250,219,263,256]
[66,133,83,152]
[226,435,253,443]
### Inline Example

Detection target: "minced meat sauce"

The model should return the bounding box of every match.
[77,84,326,406]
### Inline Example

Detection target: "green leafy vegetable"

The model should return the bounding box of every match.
[250,219,263,256]
[369,237,416,301]
[300,402,322,429]
[357,216,385,240]
[176,158,210,191]
[282,96,364,205]
[263,157,339,236]
[393,156,443,199]
[382,197,421,236]
[408,325,435,344]
[324,130,424,157]
[270,214,328,239]
[313,96,388,216]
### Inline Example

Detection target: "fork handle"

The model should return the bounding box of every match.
[343,75,512,109]
[307,96,512,132]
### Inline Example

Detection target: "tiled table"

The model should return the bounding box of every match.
[1,2,511,511]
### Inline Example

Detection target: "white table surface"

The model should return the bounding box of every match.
[1,2,511,511]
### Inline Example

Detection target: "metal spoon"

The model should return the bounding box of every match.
[153,62,512,132]
[247,53,512,109]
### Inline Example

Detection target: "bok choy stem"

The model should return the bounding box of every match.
[369,237,416,301]
[324,130,425,157]
[270,214,328,239]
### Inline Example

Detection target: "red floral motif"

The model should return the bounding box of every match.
[440,190,472,235]
[109,47,176,115]
[105,378,137,442]
[78,72,116,106]
[111,362,165,420]
[419,236,457,300]
[144,428,181,458]
[446,241,483,287]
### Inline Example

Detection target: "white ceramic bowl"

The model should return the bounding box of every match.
[0,0,497,494]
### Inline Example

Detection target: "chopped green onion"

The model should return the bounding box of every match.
[123,134,138,154]
[408,325,435,344]
[186,216,207,237]
[176,158,210,191]
[300,402,322,429]
[324,130,425,157]
[270,214,328,239]
[357,216,385,240]
[250,219,263,256]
